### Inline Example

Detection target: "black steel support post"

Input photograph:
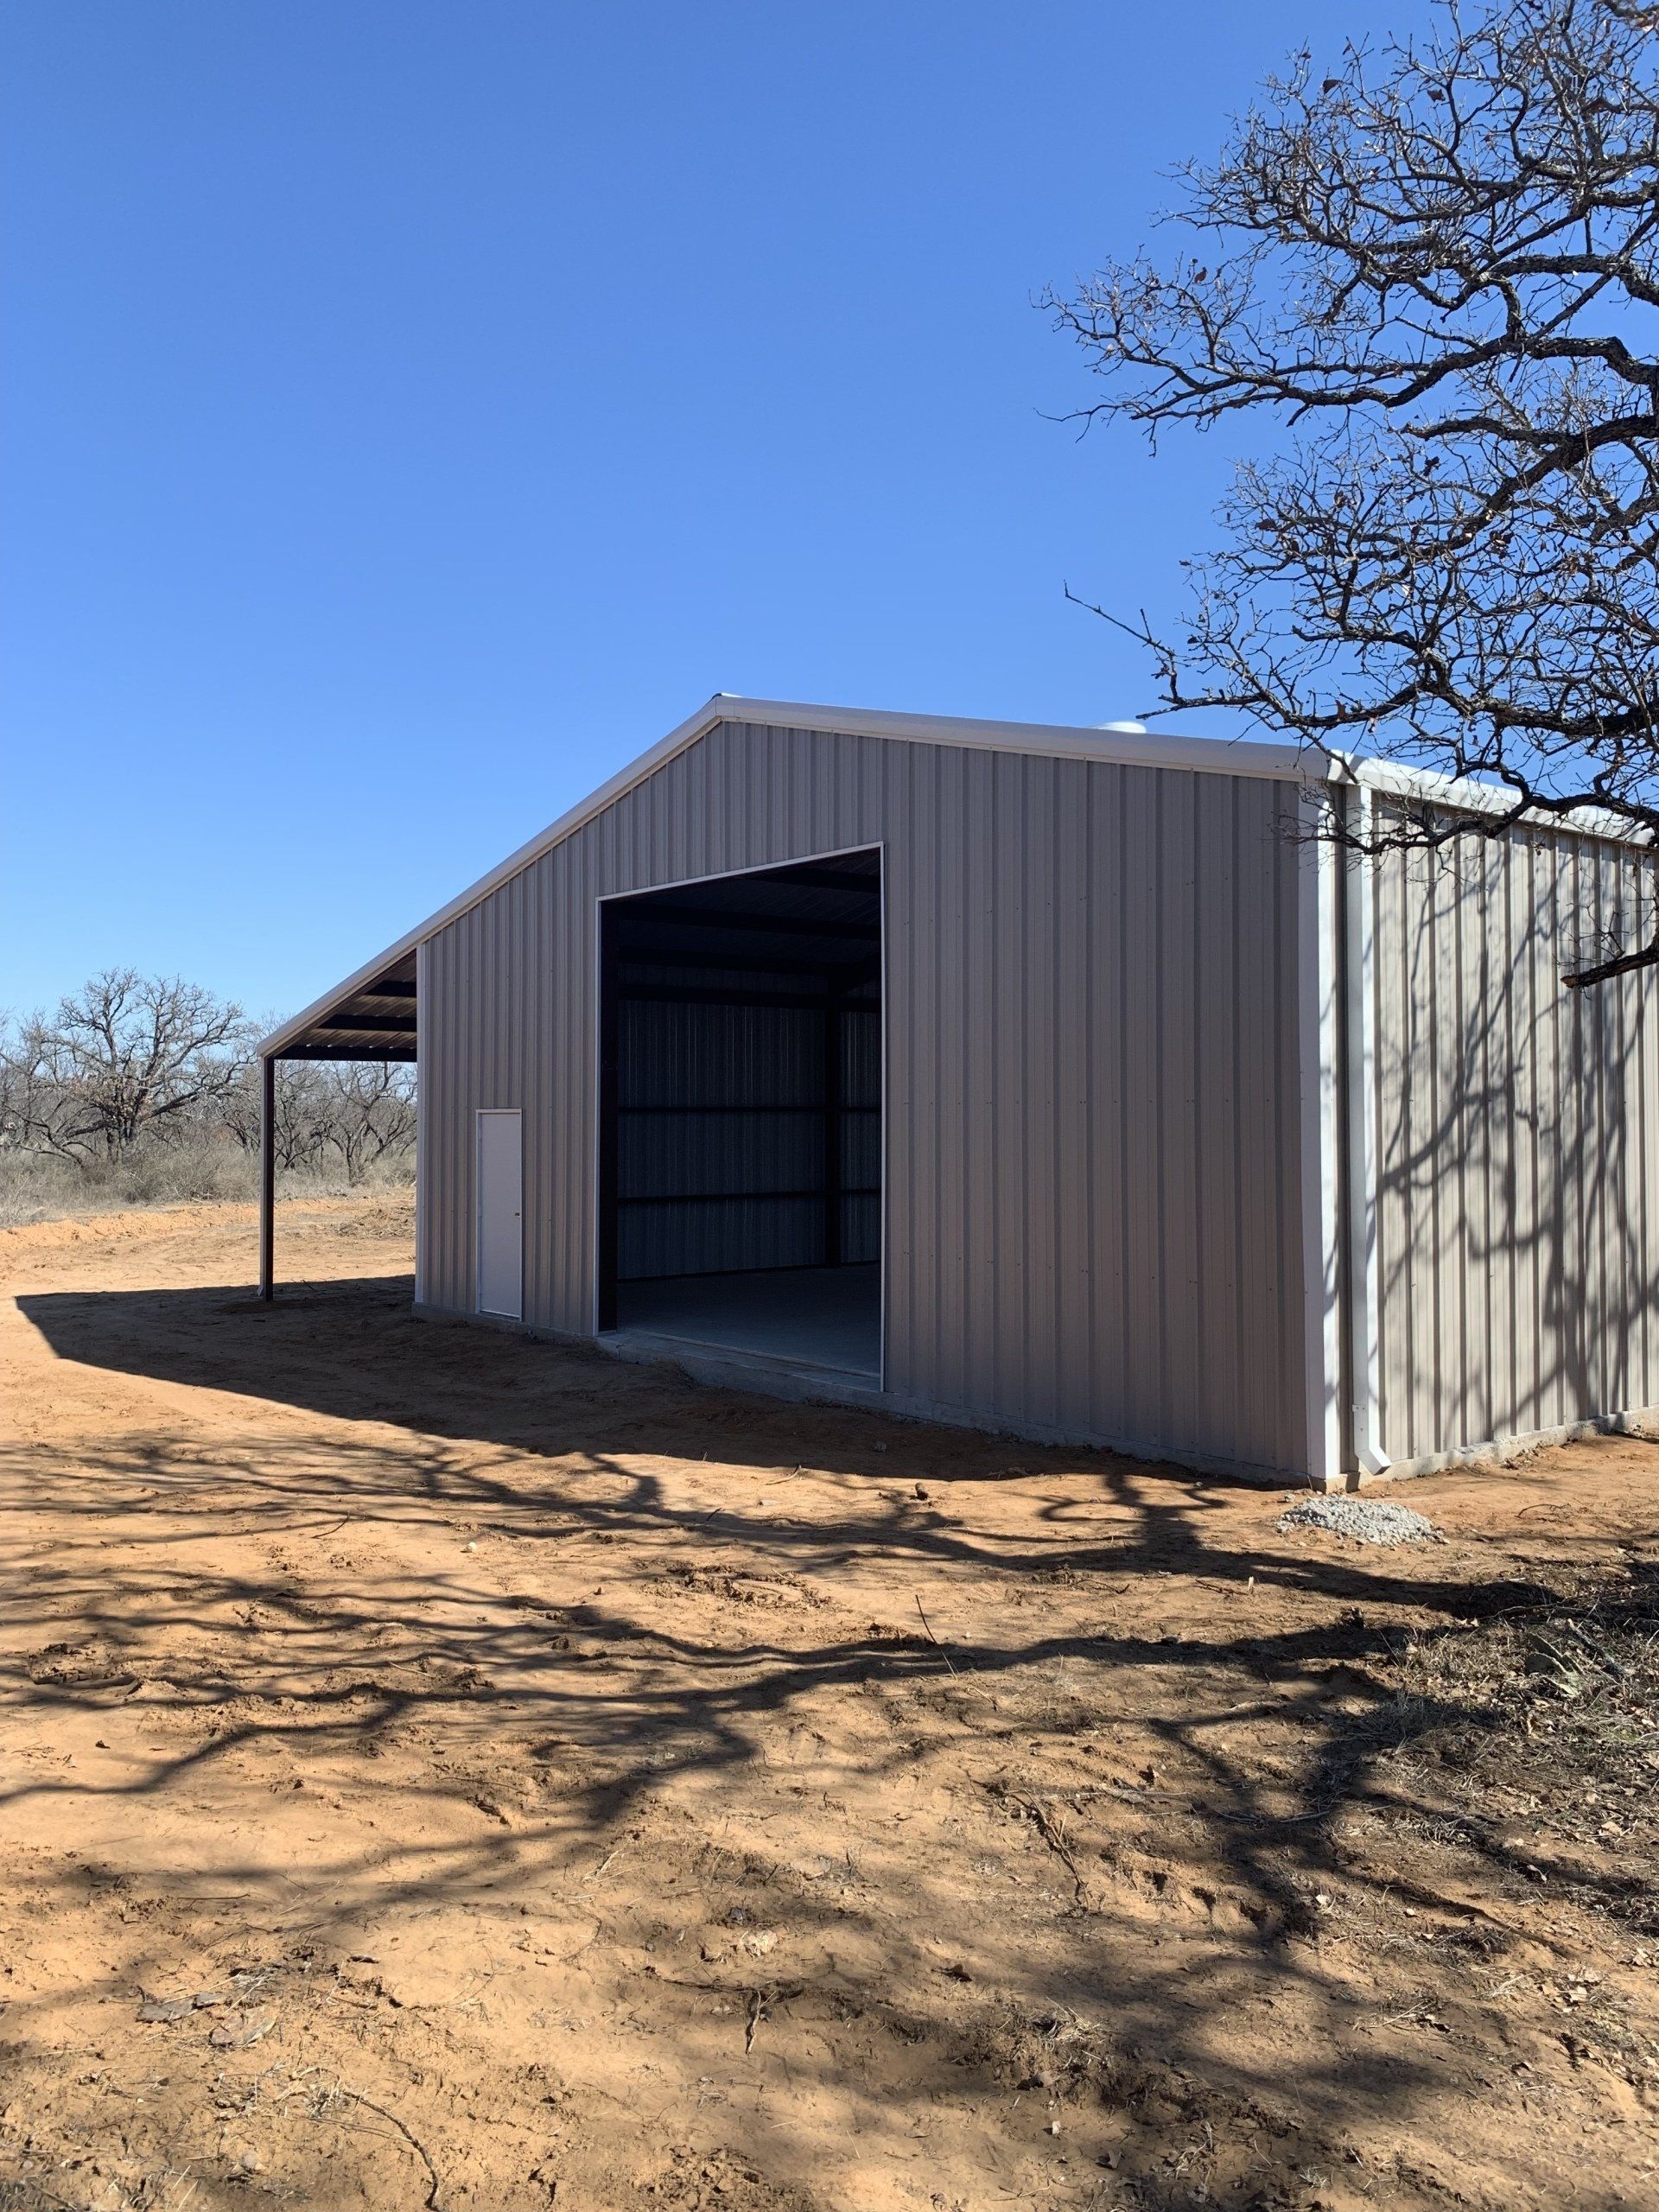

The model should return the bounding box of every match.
[258,1052,276,1302]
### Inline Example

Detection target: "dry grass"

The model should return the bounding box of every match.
[0,1146,412,1230]
[1350,1559,1659,1924]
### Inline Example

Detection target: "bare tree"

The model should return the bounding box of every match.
[312,1061,417,1181]
[219,1056,321,1171]
[0,1014,48,1155]
[218,1056,416,1179]
[1051,0,1659,983]
[1,978,416,1223]
[6,970,249,1160]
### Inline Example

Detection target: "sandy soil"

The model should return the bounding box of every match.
[1,1198,1656,2211]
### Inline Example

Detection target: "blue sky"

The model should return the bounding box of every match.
[2,1,1426,1022]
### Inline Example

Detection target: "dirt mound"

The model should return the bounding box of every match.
[0,1192,404,1268]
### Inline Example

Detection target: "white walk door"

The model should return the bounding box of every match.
[475,1109,524,1319]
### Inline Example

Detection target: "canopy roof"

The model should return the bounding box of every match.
[273,952,416,1062]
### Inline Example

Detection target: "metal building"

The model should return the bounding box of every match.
[257,696,1659,1487]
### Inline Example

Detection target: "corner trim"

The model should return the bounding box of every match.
[1342,791,1390,1477]
[413,940,428,1307]
[1299,815,1343,1486]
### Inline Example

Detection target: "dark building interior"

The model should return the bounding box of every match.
[598,849,881,1377]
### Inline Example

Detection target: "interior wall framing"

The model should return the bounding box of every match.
[608,989,880,1287]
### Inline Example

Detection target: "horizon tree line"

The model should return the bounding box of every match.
[0,968,414,1182]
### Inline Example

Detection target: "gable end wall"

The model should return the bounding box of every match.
[418,718,1311,1474]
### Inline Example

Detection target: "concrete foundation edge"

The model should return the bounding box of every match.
[409,1304,1659,1492]
[410,1300,1304,1489]
[1370,1404,1659,1484]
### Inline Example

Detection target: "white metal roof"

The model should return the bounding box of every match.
[258,691,1641,1058]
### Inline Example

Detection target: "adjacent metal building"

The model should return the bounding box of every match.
[257,696,1659,1487]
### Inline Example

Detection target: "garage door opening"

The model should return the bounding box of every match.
[597,849,882,1381]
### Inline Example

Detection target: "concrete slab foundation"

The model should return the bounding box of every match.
[613,1263,880,1380]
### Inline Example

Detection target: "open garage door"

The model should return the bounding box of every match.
[597,849,881,1381]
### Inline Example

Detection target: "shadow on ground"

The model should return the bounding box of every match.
[3,1270,1655,2209]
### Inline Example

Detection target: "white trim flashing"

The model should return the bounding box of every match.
[1342,791,1390,1478]
[1338,752,1652,851]
[1298,817,1344,1488]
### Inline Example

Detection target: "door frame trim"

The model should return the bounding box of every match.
[475,1106,524,1320]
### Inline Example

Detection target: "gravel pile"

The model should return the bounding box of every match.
[1277,1494,1442,1546]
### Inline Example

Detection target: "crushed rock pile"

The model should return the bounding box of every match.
[1277,1494,1443,1546]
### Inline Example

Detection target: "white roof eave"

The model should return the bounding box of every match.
[254,692,1329,1058]
[1338,751,1653,849]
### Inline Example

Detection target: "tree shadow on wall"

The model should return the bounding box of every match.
[1369,828,1659,1463]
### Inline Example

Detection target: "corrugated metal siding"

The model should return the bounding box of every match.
[1368,809,1659,1460]
[841,1006,880,1265]
[607,986,881,1281]
[617,999,830,1280]
[420,719,1308,1473]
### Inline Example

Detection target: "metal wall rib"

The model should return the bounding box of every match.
[420,719,1309,1473]
[1368,809,1659,1461]
[616,999,837,1281]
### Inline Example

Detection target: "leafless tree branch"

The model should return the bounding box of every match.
[1049,0,1659,982]
[0,977,416,1190]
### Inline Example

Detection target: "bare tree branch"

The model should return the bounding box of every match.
[1,972,249,1160]
[1049,0,1659,982]
[2,980,416,1198]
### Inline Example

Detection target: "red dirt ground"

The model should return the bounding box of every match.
[1,1197,1656,2209]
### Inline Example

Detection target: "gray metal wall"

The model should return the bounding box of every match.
[614,995,879,1280]
[1367,808,1659,1462]
[419,718,1310,1473]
